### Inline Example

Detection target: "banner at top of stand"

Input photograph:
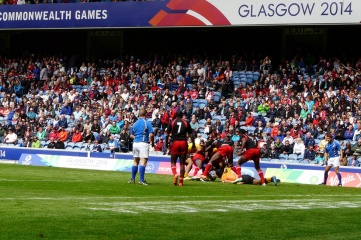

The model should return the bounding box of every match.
[0,0,360,30]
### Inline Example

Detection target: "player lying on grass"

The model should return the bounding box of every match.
[221,166,280,186]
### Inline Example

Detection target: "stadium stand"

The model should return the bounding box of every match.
[0,48,360,166]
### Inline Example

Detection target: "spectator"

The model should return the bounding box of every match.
[4,128,17,144]
[303,132,315,148]
[47,137,56,149]
[58,127,68,143]
[293,137,305,155]
[282,139,293,155]
[55,138,65,150]
[60,101,72,115]
[71,129,82,143]
[268,144,279,159]
[119,129,130,152]
[106,135,119,153]
[304,145,316,161]
[92,140,102,152]
[58,114,68,129]
[83,129,95,143]
[314,149,325,165]
[252,113,266,128]
[343,141,353,158]
[274,130,285,143]
[85,140,92,151]
[282,131,294,145]
[349,153,360,167]
[30,136,40,148]
[344,124,354,140]
[243,111,254,127]
[351,139,361,153]
[154,137,165,152]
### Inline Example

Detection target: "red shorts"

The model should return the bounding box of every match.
[243,148,261,162]
[217,145,233,160]
[192,153,205,162]
[170,140,188,155]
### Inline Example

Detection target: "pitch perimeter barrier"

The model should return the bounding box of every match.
[0,146,360,188]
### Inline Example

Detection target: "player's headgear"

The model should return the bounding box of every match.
[239,129,246,134]
[175,110,183,118]
[208,170,217,181]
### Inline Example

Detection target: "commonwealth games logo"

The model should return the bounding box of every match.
[149,0,230,26]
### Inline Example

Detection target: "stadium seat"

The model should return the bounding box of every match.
[213,95,221,103]
[247,126,256,134]
[288,154,298,161]
[317,134,325,140]
[296,155,304,162]
[279,154,288,161]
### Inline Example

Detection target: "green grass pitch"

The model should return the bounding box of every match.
[0,164,360,240]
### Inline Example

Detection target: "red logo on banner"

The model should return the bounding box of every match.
[149,0,230,26]
[327,173,361,187]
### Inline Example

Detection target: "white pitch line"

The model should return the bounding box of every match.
[1,195,361,201]
[0,179,86,182]
[86,199,361,214]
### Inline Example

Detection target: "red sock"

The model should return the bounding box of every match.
[179,177,184,184]
[171,166,177,176]
[235,166,241,178]
[258,170,265,184]
[193,167,200,176]
[203,163,212,177]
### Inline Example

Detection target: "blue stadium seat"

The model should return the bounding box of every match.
[279,154,288,161]
[213,95,221,103]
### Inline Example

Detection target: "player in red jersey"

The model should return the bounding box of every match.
[233,129,266,185]
[166,111,193,186]
[200,135,236,181]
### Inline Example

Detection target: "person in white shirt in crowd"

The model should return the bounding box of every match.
[282,131,294,145]
[293,137,306,156]
[4,128,18,144]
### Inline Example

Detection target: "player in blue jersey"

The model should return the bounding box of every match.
[129,108,154,185]
[319,133,343,186]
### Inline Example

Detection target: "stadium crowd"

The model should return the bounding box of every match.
[0,51,360,167]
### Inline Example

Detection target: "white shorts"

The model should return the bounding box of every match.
[133,142,150,158]
[327,156,340,167]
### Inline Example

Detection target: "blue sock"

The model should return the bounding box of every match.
[139,165,146,182]
[337,173,342,185]
[323,171,328,184]
[131,166,138,180]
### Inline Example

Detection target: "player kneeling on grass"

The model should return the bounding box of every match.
[184,139,206,180]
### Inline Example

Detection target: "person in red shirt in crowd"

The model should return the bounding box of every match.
[184,87,192,99]
[270,122,280,138]
[228,111,237,126]
[154,137,165,152]
[190,88,199,100]
[48,128,59,140]
[243,111,254,126]
[290,122,302,139]
[71,129,83,143]
[313,113,322,126]
[160,108,170,130]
